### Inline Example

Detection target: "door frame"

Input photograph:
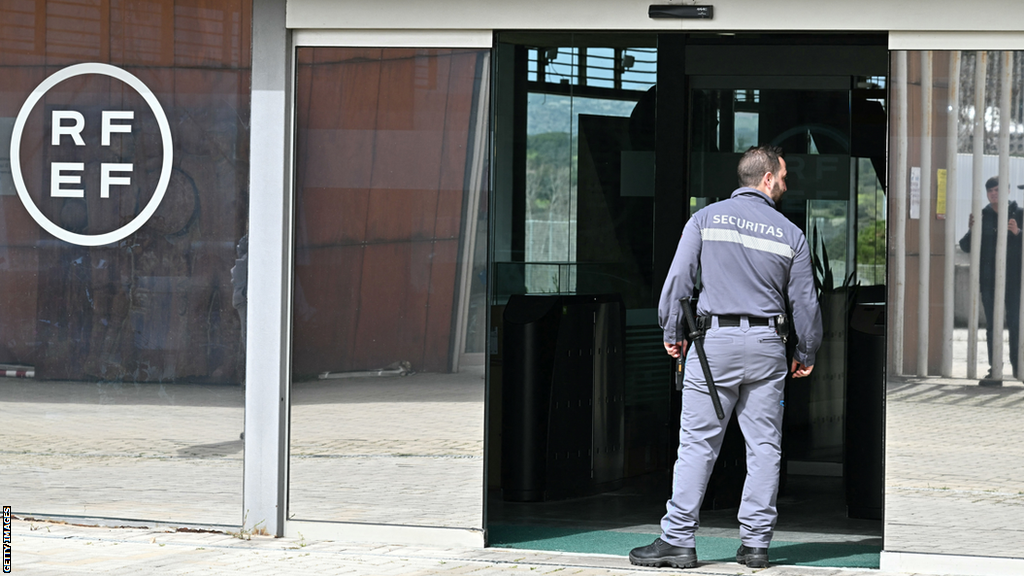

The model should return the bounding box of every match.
[277,27,494,548]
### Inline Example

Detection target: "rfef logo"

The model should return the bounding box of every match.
[9,63,173,247]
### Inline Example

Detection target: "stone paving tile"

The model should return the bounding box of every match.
[950,327,1020,380]
[1,370,486,530]
[885,376,1024,558]
[0,378,245,526]
[7,358,1024,565]
[9,519,909,576]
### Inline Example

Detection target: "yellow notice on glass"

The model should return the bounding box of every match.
[936,168,947,220]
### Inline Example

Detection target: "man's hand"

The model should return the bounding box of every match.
[1010,218,1020,236]
[665,340,688,358]
[791,360,814,378]
[968,213,975,228]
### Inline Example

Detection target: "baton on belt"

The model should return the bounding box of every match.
[679,297,725,420]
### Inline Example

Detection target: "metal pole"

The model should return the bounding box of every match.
[968,51,987,380]
[918,51,933,377]
[942,52,961,377]
[245,0,292,537]
[893,51,909,376]
[993,51,1012,380]
[1018,55,1024,379]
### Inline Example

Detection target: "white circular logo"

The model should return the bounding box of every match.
[9,63,173,247]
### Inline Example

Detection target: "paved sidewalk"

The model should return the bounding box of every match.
[884,377,1024,557]
[9,518,915,576]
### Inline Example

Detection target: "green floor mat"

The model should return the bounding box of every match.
[488,524,880,569]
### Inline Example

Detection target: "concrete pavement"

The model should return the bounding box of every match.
[9,518,917,576]
[5,329,1024,569]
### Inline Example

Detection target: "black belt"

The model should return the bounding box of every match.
[715,315,771,327]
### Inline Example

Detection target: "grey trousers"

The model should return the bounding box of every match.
[660,318,787,548]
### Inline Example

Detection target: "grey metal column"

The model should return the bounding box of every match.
[918,51,933,376]
[942,52,960,377]
[893,51,908,376]
[244,0,292,537]
[993,51,1012,380]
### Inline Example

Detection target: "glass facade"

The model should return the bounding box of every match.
[0,0,251,526]
[0,4,1017,564]
[887,50,1024,558]
[289,47,490,528]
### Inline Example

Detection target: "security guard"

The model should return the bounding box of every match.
[629,145,822,569]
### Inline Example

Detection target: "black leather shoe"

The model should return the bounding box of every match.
[629,538,698,568]
[736,545,770,568]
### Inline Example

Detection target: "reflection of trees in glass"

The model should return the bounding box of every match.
[856,158,885,284]
[526,132,574,214]
[957,51,1024,156]
[857,220,886,267]
[524,94,637,269]
[525,131,575,271]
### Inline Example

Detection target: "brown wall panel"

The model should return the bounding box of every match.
[351,241,431,371]
[173,0,251,69]
[292,245,365,375]
[365,188,440,243]
[314,47,383,67]
[298,58,380,192]
[108,0,175,67]
[0,1,47,66]
[0,247,40,363]
[367,130,445,192]
[432,52,479,240]
[435,189,466,240]
[308,55,382,130]
[300,128,376,193]
[422,239,459,371]
[293,49,486,375]
[0,68,46,113]
[296,187,370,247]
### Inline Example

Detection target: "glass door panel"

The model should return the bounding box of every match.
[289,47,490,529]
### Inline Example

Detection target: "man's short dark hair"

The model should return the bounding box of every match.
[986,176,999,191]
[738,145,785,188]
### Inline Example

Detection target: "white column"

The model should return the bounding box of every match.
[918,51,933,377]
[893,51,909,376]
[992,51,1012,380]
[942,52,961,377]
[968,51,987,380]
[243,0,292,537]
[1018,56,1024,379]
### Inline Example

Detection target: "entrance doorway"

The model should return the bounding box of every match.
[487,33,887,568]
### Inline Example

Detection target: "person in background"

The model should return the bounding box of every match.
[959,176,1022,380]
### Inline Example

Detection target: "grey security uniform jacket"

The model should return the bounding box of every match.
[659,187,823,367]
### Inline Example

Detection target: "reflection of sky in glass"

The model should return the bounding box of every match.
[622,48,657,90]
[529,46,656,92]
[544,47,578,85]
[586,47,615,88]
